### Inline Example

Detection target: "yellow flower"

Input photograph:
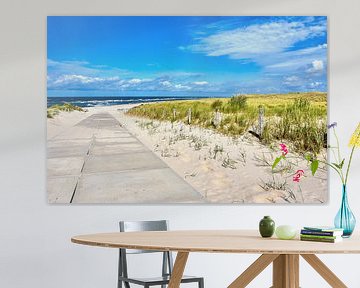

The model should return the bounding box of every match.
[349,122,360,147]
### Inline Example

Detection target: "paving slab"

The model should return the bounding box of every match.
[95,132,134,139]
[47,157,84,177]
[96,120,121,128]
[90,142,147,155]
[52,127,96,140]
[94,129,132,138]
[76,113,121,127]
[48,176,78,203]
[47,143,90,158]
[93,137,138,145]
[82,152,167,173]
[48,139,91,148]
[72,168,204,203]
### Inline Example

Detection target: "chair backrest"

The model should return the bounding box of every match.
[118,220,174,284]
[119,220,169,254]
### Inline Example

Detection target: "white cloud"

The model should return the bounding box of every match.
[160,81,172,87]
[193,81,208,85]
[49,73,198,92]
[128,78,152,84]
[283,75,302,87]
[48,59,217,93]
[310,81,322,88]
[158,81,191,91]
[185,19,327,88]
[307,60,324,73]
[313,60,324,70]
[48,60,100,77]
[53,74,105,85]
[47,59,129,78]
[128,78,142,84]
[188,20,326,59]
[174,84,191,90]
[48,74,125,90]
[263,44,327,75]
[159,71,203,78]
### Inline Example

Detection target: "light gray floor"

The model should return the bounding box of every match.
[47,112,204,203]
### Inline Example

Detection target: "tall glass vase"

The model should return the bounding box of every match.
[334,185,356,237]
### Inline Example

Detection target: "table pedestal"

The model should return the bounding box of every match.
[272,254,299,287]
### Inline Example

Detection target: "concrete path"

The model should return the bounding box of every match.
[47,112,204,203]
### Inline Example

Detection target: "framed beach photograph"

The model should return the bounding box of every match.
[47,16,328,204]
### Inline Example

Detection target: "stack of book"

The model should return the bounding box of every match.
[300,226,344,243]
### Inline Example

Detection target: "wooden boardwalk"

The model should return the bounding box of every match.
[47,112,204,203]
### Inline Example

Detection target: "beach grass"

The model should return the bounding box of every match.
[127,92,327,154]
[47,103,85,118]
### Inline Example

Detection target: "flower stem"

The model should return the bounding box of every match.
[333,128,345,181]
[345,129,360,185]
[345,145,356,185]
[334,128,342,162]
[317,159,345,184]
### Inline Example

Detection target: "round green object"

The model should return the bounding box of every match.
[259,216,275,238]
[275,225,297,240]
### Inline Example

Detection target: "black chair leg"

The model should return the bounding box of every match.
[198,278,204,288]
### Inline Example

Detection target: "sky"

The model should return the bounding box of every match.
[47,16,327,97]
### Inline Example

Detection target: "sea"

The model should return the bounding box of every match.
[47,96,208,108]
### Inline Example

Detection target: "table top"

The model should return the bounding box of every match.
[71,230,360,254]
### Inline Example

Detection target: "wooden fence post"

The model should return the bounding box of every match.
[258,105,265,138]
[213,109,222,128]
[187,108,192,124]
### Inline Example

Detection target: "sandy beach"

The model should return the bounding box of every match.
[47,102,327,204]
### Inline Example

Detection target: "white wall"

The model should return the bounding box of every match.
[1,0,360,287]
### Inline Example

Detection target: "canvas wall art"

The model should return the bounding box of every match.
[47,16,328,204]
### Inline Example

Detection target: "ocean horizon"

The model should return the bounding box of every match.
[47,96,211,108]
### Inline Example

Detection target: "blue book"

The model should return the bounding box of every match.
[302,226,343,236]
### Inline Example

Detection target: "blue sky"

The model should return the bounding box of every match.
[47,16,327,97]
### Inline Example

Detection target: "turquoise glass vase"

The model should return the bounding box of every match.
[334,185,356,237]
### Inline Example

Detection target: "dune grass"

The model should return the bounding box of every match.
[126,92,327,154]
[47,103,85,118]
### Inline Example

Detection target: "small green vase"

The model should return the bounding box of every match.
[259,216,275,238]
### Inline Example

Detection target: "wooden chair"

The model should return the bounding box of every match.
[118,220,204,288]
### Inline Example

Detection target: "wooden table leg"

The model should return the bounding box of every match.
[272,254,299,288]
[301,254,347,288]
[228,254,279,288]
[168,252,189,288]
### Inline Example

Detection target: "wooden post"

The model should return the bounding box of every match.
[258,105,265,138]
[213,109,222,128]
[187,108,192,124]
[172,108,177,121]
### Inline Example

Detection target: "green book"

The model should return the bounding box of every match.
[300,234,339,240]
[300,236,342,243]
